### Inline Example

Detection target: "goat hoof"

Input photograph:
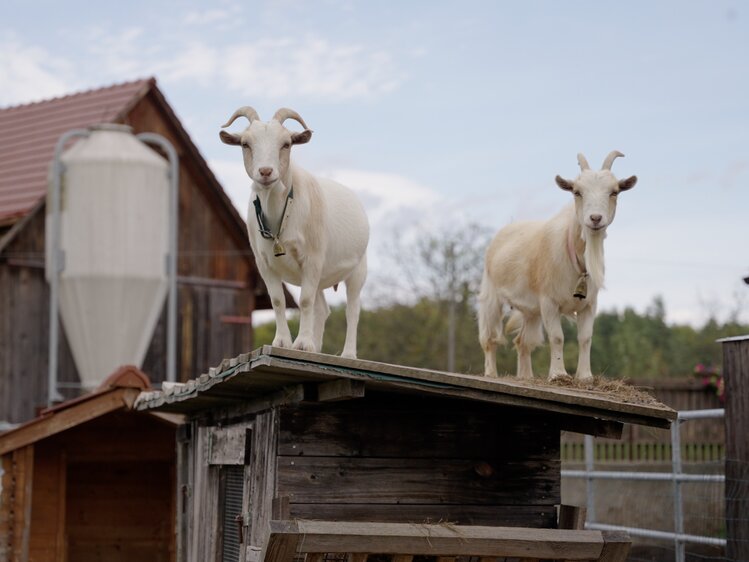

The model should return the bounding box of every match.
[576,372,594,383]
[272,336,292,348]
[548,372,573,384]
[292,337,316,353]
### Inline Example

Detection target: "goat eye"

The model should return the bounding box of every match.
[241,143,251,150]
[282,142,291,149]
[573,191,582,198]
[610,192,618,198]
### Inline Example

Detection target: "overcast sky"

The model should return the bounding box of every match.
[2,1,747,325]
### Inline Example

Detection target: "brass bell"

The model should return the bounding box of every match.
[273,238,286,257]
[573,273,588,300]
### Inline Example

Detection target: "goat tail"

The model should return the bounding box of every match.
[477,269,507,349]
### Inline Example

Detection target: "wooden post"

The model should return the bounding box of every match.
[720,335,749,562]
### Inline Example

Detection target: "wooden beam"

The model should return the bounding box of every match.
[598,531,631,562]
[0,388,139,456]
[558,505,587,530]
[265,520,606,560]
[554,415,623,439]
[316,379,365,402]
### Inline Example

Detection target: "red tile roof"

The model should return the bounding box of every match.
[0,78,153,223]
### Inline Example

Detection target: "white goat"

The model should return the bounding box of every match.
[220,107,369,358]
[478,151,637,380]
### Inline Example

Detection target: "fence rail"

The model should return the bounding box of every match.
[561,408,726,562]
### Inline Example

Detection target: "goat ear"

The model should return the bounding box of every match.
[219,130,242,146]
[555,175,575,192]
[291,129,312,145]
[618,175,637,191]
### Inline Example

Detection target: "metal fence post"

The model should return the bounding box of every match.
[671,416,685,562]
[585,434,596,524]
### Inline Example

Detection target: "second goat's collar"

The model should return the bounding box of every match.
[567,224,588,300]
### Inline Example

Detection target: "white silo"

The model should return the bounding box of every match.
[46,124,174,391]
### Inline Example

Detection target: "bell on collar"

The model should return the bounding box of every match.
[573,272,588,300]
[273,238,286,257]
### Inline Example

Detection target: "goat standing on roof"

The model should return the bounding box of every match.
[478,151,637,381]
[220,107,369,358]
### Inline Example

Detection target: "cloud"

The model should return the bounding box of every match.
[162,36,403,101]
[0,35,76,106]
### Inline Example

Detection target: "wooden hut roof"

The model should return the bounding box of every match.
[0,367,174,456]
[135,346,676,434]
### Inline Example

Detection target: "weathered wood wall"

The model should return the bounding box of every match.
[276,395,561,529]
[21,411,177,562]
[0,88,259,424]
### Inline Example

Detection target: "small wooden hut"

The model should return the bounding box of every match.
[0,367,179,562]
[136,346,676,562]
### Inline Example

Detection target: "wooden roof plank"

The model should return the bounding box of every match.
[0,388,139,455]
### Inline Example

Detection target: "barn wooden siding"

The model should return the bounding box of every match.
[0,85,259,424]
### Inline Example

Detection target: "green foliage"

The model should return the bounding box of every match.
[254,295,748,378]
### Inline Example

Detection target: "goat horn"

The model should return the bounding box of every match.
[221,106,260,128]
[273,107,309,130]
[602,150,625,170]
[577,153,590,171]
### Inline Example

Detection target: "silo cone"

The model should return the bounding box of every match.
[46,124,169,389]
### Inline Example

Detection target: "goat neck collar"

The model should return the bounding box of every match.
[567,224,588,300]
[253,185,294,257]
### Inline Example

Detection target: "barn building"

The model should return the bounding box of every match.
[0,78,285,424]
[136,346,676,562]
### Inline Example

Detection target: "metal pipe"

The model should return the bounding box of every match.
[584,434,595,523]
[48,128,90,406]
[672,419,685,562]
[586,522,727,547]
[136,132,179,383]
[678,408,725,420]
[561,469,724,482]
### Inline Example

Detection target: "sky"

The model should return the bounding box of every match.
[2,0,747,326]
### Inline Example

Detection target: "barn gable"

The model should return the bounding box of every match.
[0,79,283,424]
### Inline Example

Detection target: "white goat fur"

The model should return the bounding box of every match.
[478,151,637,380]
[220,107,369,358]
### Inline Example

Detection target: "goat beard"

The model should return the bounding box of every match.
[583,228,606,290]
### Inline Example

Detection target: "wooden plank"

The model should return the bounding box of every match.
[0,388,139,456]
[316,379,365,402]
[208,384,306,423]
[558,505,587,530]
[0,454,13,561]
[287,504,557,528]
[278,457,559,505]
[278,400,558,460]
[263,532,299,562]
[259,346,676,421]
[391,556,412,562]
[598,531,630,562]
[348,554,367,562]
[248,410,278,548]
[255,356,674,430]
[208,424,251,465]
[265,520,605,560]
[12,445,34,562]
[721,336,749,562]
[191,426,219,562]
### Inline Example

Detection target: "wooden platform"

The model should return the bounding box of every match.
[136,346,675,431]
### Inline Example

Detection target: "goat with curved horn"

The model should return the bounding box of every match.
[272,108,309,130]
[577,153,591,171]
[221,106,260,128]
[602,150,625,170]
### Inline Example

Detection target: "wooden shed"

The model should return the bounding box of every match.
[136,346,676,562]
[0,366,179,562]
[0,78,288,424]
